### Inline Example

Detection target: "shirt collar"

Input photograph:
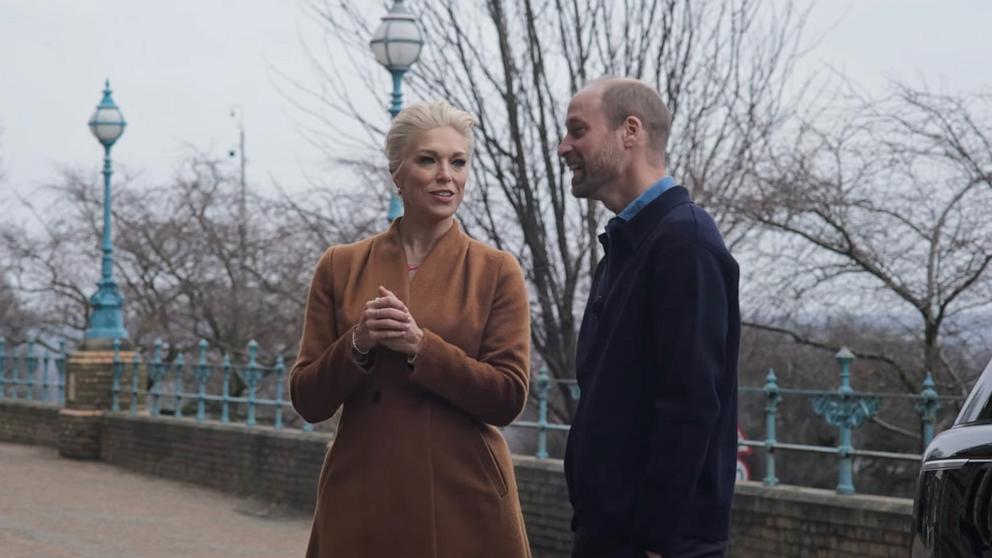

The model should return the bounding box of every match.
[617,176,676,221]
[601,183,689,254]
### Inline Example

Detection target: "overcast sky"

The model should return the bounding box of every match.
[1,0,990,218]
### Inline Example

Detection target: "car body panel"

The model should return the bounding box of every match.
[913,358,992,557]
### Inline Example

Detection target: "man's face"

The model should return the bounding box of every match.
[558,87,626,200]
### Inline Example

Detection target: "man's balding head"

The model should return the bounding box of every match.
[559,76,673,209]
[586,77,671,159]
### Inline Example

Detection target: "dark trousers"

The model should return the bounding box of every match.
[571,529,640,558]
[572,529,728,558]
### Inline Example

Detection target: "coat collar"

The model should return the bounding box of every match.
[372,217,469,306]
[600,185,692,253]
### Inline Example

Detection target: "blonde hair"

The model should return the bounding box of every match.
[385,100,476,176]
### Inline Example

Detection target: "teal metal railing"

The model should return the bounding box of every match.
[511,347,966,495]
[5,329,965,494]
[513,369,577,460]
[0,337,67,405]
[109,338,315,432]
[736,353,963,494]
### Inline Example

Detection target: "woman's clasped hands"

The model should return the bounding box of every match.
[353,286,424,359]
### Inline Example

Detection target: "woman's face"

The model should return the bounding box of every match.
[395,126,469,222]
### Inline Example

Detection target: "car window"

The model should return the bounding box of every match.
[957,358,992,425]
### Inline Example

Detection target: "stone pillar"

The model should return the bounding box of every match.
[58,338,137,459]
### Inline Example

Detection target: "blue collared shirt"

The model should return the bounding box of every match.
[617,176,676,221]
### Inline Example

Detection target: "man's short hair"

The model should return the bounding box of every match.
[596,78,671,156]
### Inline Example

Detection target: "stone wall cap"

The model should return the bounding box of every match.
[513,455,565,472]
[102,413,334,442]
[59,409,105,418]
[0,399,59,410]
[734,480,914,514]
[67,351,121,362]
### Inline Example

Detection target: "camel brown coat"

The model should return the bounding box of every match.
[290,219,532,558]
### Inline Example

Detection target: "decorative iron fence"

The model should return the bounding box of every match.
[0,337,67,405]
[736,356,963,494]
[108,338,317,432]
[511,347,968,495]
[2,331,970,495]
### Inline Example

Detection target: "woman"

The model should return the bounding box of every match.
[290,100,532,557]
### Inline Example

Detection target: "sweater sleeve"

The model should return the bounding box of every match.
[407,252,531,426]
[289,247,371,423]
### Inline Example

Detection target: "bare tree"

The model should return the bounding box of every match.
[0,124,35,342]
[740,85,992,410]
[1,154,379,362]
[0,153,383,430]
[288,0,809,421]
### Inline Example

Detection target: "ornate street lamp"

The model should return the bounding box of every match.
[370,0,424,222]
[85,79,128,340]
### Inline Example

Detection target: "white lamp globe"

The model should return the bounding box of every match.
[370,0,424,71]
[88,80,126,147]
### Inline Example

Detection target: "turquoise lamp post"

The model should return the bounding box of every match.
[85,79,128,340]
[370,0,424,222]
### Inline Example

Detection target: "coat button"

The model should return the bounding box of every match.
[371,390,381,403]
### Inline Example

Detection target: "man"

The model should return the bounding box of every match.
[559,77,740,558]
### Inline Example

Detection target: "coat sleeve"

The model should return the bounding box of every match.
[407,252,531,426]
[289,247,371,423]
[633,241,729,552]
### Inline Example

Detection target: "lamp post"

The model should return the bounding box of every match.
[85,79,128,340]
[229,104,246,254]
[370,0,424,222]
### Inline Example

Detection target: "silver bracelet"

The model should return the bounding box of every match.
[351,328,370,355]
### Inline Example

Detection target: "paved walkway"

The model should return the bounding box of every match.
[0,442,312,558]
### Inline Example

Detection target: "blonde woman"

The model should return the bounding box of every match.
[290,100,532,557]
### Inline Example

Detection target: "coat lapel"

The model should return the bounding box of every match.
[372,218,469,317]
[368,219,411,306]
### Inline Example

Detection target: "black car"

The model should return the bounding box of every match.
[913,358,992,557]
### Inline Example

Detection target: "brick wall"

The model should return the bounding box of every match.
[514,456,573,557]
[730,481,913,558]
[99,414,331,512]
[0,405,914,557]
[513,461,914,558]
[0,400,60,447]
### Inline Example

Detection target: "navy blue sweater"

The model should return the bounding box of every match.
[564,186,741,555]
